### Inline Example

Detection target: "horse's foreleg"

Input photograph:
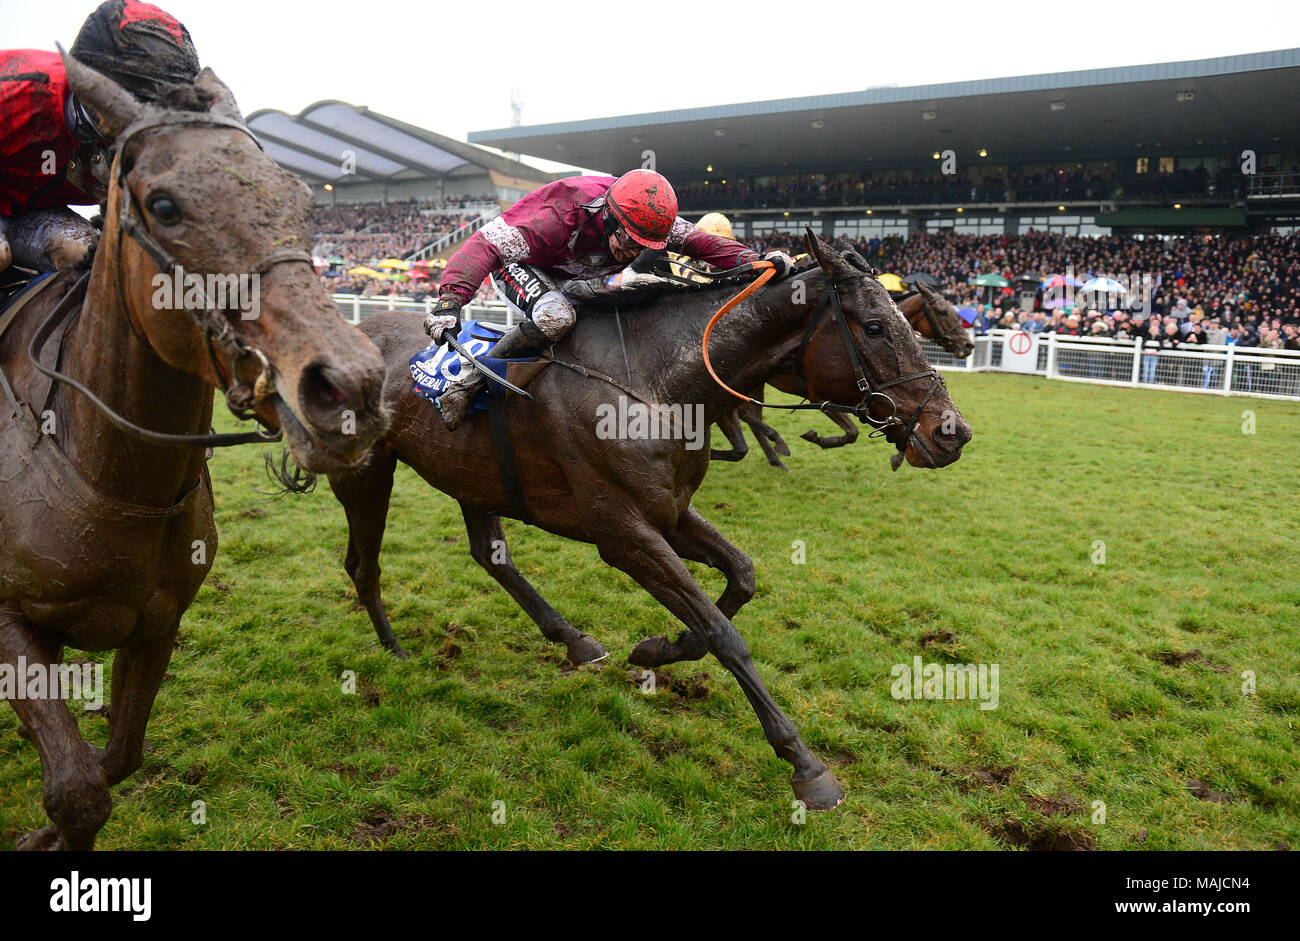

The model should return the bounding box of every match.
[709,409,749,463]
[594,522,843,810]
[101,625,177,786]
[329,447,406,659]
[461,504,608,666]
[630,506,754,668]
[740,398,791,462]
[1,610,111,850]
[799,409,860,449]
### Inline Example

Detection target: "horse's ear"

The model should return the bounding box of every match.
[804,227,835,276]
[195,68,246,125]
[58,43,147,142]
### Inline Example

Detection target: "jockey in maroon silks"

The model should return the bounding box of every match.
[425,169,795,429]
[0,0,199,275]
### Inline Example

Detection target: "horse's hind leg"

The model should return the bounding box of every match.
[461,504,608,665]
[329,447,407,659]
[800,409,860,449]
[101,625,178,787]
[630,506,753,668]
[1,611,111,850]
[593,520,842,810]
[709,409,749,463]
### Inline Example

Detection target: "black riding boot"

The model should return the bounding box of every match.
[437,319,552,430]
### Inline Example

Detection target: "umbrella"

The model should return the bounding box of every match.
[1014,271,1042,283]
[974,273,1010,287]
[406,268,430,280]
[431,258,447,268]
[325,255,346,265]
[902,272,939,288]
[1041,273,1083,288]
[956,306,978,326]
[1081,277,1128,294]
[876,272,906,292]
[311,255,329,272]
[347,266,386,278]
[377,258,411,271]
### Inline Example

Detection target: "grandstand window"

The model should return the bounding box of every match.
[1136,158,1149,174]
[1158,157,1175,174]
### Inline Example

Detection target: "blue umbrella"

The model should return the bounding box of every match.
[1081,276,1128,294]
[957,306,978,325]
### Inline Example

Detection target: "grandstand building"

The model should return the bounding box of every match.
[247,101,562,208]
[467,50,1300,240]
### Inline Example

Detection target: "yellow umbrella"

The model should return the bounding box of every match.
[377,258,410,270]
[877,272,906,293]
[347,266,386,278]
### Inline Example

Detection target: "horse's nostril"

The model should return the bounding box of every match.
[302,363,349,412]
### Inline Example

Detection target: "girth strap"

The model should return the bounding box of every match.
[488,397,530,524]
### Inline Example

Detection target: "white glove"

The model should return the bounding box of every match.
[762,251,795,279]
[423,313,458,341]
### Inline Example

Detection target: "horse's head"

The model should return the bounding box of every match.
[800,230,970,469]
[913,281,975,358]
[63,50,388,473]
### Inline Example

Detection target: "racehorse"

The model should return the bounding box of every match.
[0,53,388,849]
[317,231,971,810]
[712,277,974,468]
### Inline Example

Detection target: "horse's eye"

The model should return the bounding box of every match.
[865,321,884,336]
[149,195,182,223]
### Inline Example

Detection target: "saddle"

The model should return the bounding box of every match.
[408,320,552,416]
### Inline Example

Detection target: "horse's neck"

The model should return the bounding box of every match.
[56,239,211,507]
[648,276,822,421]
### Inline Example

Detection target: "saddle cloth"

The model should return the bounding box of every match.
[408,320,549,414]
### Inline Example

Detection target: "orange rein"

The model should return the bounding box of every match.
[701,260,776,405]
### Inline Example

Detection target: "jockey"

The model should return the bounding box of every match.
[0,1,199,276]
[425,170,794,429]
[668,211,733,282]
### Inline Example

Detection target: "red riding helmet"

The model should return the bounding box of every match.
[605,169,678,250]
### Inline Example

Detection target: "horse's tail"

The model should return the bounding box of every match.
[262,449,317,497]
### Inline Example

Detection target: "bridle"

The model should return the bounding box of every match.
[702,262,947,461]
[27,110,313,449]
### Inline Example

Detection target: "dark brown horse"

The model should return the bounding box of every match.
[712,278,973,468]
[320,231,970,810]
[0,54,388,849]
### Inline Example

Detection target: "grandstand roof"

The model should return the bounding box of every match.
[246,101,553,185]
[467,50,1300,175]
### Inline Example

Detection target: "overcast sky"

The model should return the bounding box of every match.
[10,0,1299,174]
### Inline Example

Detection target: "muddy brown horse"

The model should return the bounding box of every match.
[0,54,387,849]
[713,278,973,468]
[321,231,970,810]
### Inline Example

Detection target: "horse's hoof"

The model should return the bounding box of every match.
[774,438,791,456]
[16,826,64,851]
[383,641,410,660]
[627,635,671,668]
[800,430,820,444]
[567,635,609,666]
[792,768,845,811]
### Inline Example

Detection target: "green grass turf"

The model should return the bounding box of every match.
[2,372,1297,849]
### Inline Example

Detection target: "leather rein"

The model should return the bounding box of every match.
[701,260,946,454]
[26,111,311,449]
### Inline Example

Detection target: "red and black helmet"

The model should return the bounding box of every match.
[605,169,678,250]
[71,0,199,102]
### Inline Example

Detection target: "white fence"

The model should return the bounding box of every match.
[920,329,1300,401]
[333,293,516,328]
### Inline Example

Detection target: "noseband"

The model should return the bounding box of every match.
[28,111,313,449]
